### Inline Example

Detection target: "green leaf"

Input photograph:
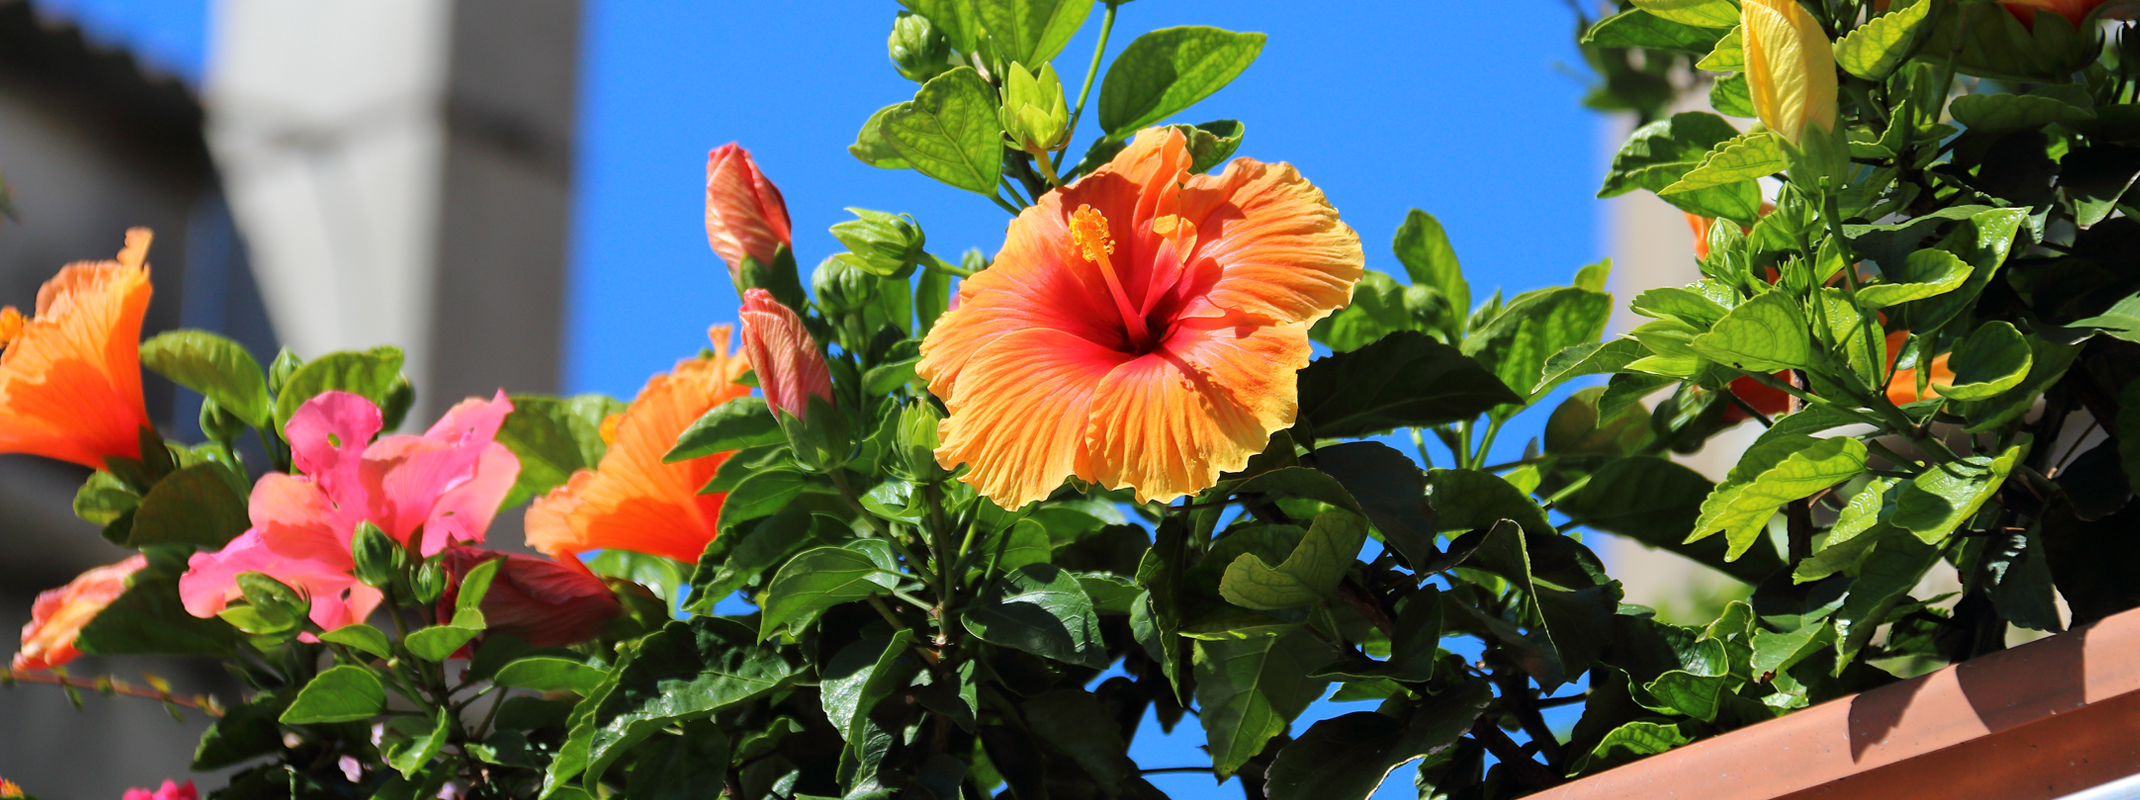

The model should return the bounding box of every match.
[1955,336,2080,433]
[849,105,913,170]
[1631,0,1740,27]
[1169,118,1246,174]
[973,0,1094,66]
[1298,331,1522,437]
[1193,630,1331,779]
[667,397,784,462]
[1024,690,1133,788]
[1697,25,1744,70]
[1600,111,1741,197]
[279,665,385,724]
[1710,72,1756,117]
[1557,456,1784,584]
[1986,527,2063,632]
[2069,293,2140,343]
[1833,535,1942,666]
[1300,442,1435,568]
[140,331,271,428]
[1431,469,1553,539]
[1583,9,1730,52]
[272,346,404,436]
[192,691,291,769]
[1751,620,1834,676]
[1098,26,1266,135]
[1835,0,1934,80]
[1939,322,2032,400]
[1463,286,1614,415]
[1857,248,1973,308]
[626,720,728,800]
[1309,270,1411,352]
[1688,291,1812,371]
[1660,131,1785,196]
[1691,436,1868,560]
[1950,92,2094,134]
[74,548,238,658]
[579,617,798,787]
[963,563,1108,668]
[126,463,248,548]
[1220,511,1368,610]
[1392,209,1471,322]
[495,657,607,695]
[386,708,450,777]
[1893,446,2024,545]
[821,631,921,747]
[319,624,391,659]
[758,544,901,640]
[1795,477,1901,583]
[1535,339,1649,396]
[1631,286,1733,328]
[900,0,981,53]
[405,617,484,662]
[73,470,137,527]
[1263,681,1493,800]
[1571,721,1695,773]
[879,67,1002,195]
[496,393,626,508]
[715,467,826,529]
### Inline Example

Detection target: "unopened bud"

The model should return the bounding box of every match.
[829,208,926,278]
[999,62,1071,154]
[889,11,954,83]
[892,402,947,481]
[812,255,873,316]
[351,521,404,589]
[412,561,447,606]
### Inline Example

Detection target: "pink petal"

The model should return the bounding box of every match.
[417,442,520,555]
[739,288,833,420]
[284,391,382,505]
[359,391,516,548]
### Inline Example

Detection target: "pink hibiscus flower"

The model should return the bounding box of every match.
[179,390,519,631]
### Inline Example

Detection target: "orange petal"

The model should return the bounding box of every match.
[1172,156,1363,326]
[15,554,147,671]
[1076,321,1309,504]
[525,328,750,564]
[0,232,154,469]
[934,327,1127,509]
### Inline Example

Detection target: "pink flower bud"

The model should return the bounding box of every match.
[14,554,147,671]
[739,288,834,421]
[705,143,792,281]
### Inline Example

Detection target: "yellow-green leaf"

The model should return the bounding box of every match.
[1660,130,1786,195]
[1857,248,1973,308]
[1219,511,1368,610]
[1688,291,1812,371]
[1691,436,1867,560]
[1834,0,1933,80]
[1941,321,2032,400]
[1698,25,1745,71]
[1893,446,2024,544]
[1632,0,1741,28]
[879,68,1002,195]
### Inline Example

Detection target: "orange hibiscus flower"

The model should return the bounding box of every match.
[0,229,155,469]
[14,554,146,671]
[917,129,1364,508]
[525,326,751,564]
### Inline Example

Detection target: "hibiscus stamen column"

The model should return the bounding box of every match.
[1067,204,1152,350]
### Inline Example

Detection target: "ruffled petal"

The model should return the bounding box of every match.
[526,334,750,563]
[1172,158,1363,326]
[284,391,382,506]
[1076,321,1308,504]
[358,391,517,550]
[935,327,1128,509]
[0,236,154,468]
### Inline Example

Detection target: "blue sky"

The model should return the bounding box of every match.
[38,1,1602,796]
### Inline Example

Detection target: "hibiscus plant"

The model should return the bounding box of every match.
[9,0,2140,798]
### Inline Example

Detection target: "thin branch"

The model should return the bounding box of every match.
[4,669,223,717]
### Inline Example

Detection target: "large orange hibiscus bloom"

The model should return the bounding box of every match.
[0,229,155,469]
[917,129,1364,508]
[525,327,751,564]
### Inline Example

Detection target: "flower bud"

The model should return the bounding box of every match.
[1743,0,1837,148]
[351,520,405,589]
[891,401,948,481]
[14,555,146,671]
[889,11,954,83]
[199,397,246,444]
[228,572,307,635]
[740,289,835,422]
[268,348,302,397]
[829,208,927,278]
[411,560,447,606]
[436,547,620,648]
[812,255,873,316]
[999,62,1071,154]
[705,143,793,287]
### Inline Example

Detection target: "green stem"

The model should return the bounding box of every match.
[1409,428,1436,470]
[1470,418,1507,471]
[1032,152,1065,187]
[998,177,1031,208]
[989,192,1022,216]
[1056,1,1119,171]
[926,252,975,278]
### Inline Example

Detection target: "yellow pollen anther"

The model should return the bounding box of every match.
[0,306,22,347]
[599,413,623,446]
[1068,205,1114,263]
